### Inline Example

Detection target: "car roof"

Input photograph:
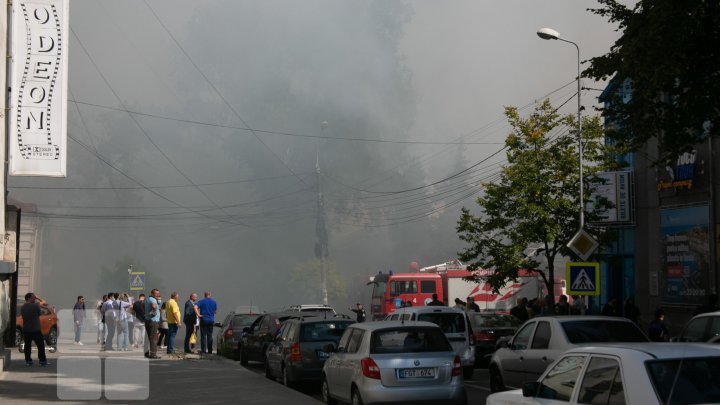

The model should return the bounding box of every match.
[286,317,355,324]
[528,315,636,323]
[691,310,720,319]
[350,320,441,331]
[390,306,466,315]
[564,343,720,359]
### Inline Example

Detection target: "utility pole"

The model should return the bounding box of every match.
[315,122,329,305]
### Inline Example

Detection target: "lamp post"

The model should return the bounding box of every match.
[537,27,584,229]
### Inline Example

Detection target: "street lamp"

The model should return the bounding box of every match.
[537,27,584,229]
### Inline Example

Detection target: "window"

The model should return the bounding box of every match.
[372,281,387,298]
[346,329,364,353]
[417,313,466,333]
[681,318,709,342]
[390,280,417,296]
[531,321,551,349]
[337,328,352,352]
[709,317,720,341]
[561,320,648,343]
[420,280,436,294]
[647,357,720,404]
[578,357,624,405]
[512,323,535,350]
[300,322,352,342]
[538,355,586,401]
[233,314,260,328]
[370,327,452,354]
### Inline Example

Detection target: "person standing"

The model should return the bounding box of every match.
[648,309,669,342]
[350,303,366,322]
[427,294,443,306]
[165,292,182,354]
[102,292,117,351]
[132,294,146,350]
[195,291,218,354]
[97,295,107,345]
[183,293,200,353]
[73,296,86,345]
[116,293,132,351]
[466,297,480,312]
[510,298,529,322]
[144,289,161,359]
[21,293,49,366]
[623,297,641,325]
[157,302,169,349]
[602,297,620,317]
[453,298,466,310]
[555,295,570,315]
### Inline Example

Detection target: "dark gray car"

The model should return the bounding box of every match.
[265,317,354,387]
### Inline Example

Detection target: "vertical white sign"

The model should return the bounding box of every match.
[1,1,7,236]
[9,0,68,177]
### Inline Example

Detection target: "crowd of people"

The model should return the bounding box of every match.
[69,290,218,360]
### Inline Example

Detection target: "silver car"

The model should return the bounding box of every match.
[321,321,467,405]
[489,316,649,392]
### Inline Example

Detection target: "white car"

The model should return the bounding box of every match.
[486,343,720,405]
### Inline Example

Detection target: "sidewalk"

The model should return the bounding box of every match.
[0,342,321,404]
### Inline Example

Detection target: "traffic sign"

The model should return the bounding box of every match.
[566,262,600,296]
[129,272,145,291]
[567,229,599,261]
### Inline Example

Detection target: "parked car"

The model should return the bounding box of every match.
[486,343,720,405]
[321,321,467,405]
[15,303,59,351]
[467,312,521,367]
[289,304,337,318]
[238,311,302,366]
[215,311,261,360]
[265,317,354,387]
[671,310,720,342]
[381,306,476,379]
[489,316,649,392]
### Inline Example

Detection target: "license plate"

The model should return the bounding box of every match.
[317,351,329,358]
[399,368,435,378]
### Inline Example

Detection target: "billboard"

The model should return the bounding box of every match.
[660,205,710,305]
[9,0,69,177]
[588,171,632,224]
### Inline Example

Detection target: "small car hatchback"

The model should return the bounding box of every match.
[321,321,467,405]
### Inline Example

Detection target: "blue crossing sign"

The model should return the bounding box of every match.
[129,272,145,291]
[566,262,600,296]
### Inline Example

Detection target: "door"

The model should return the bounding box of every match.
[501,321,536,388]
[335,328,364,402]
[325,327,353,401]
[523,321,559,383]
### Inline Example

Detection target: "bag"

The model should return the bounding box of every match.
[189,331,197,345]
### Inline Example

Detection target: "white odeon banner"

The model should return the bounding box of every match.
[9,0,69,177]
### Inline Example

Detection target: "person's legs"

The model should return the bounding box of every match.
[201,321,214,353]
[183,321,194,352]
[23,332,33,364]
[167,324,178,353]
[74,322,82,343]
[146,321,159,357]
[128,321,134,346]
[33,331,47,364]
[105,321,116,350]
[199,323,208,353]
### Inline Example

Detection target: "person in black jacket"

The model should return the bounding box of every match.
[350,303,366,322]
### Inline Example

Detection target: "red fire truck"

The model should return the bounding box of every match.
[368,260,564,320]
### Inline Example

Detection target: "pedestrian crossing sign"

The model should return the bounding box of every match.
[566,262,600,296]
[130,272,145,291]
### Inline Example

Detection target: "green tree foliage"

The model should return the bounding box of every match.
[456,100,612,297]
[585,0,720,162]
[288,260,346,304]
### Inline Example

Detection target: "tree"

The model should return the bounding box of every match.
[456,100,613,298]
[288,260,346,305]
[585,0,720,162]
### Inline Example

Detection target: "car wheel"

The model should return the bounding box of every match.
[463,365,474,380]
[489,364,506,393]
[351,387,364,405]
[321,376,337,405]
[239,346,248,366]
[46,327,58,346]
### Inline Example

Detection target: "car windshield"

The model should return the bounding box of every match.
[561,320,648,343]
[300,321,352,342]
[233,314,260,327]
[370,327,452,354]
[417,312,466,333]
[469,314,520,329]
[647,357,720,404]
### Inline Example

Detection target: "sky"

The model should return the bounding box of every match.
[7,0,624,315]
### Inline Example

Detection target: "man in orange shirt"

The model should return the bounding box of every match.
[165,292,182,354]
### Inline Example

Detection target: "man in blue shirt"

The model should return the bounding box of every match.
[195,291,218,354]
[144,289,162,359]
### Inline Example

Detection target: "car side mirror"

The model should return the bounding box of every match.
[522,382,540,397]
[496,336,510,349]
[323,343,336,353]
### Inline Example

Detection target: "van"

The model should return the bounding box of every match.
[382,306,475,379]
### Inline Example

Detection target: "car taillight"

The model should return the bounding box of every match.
[290,343,301,362]
[451,355,462,377]
[475,331,493,341]
[361,357,381,379]
[224,329,233,338]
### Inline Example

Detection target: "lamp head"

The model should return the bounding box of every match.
[537,27,560,40]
